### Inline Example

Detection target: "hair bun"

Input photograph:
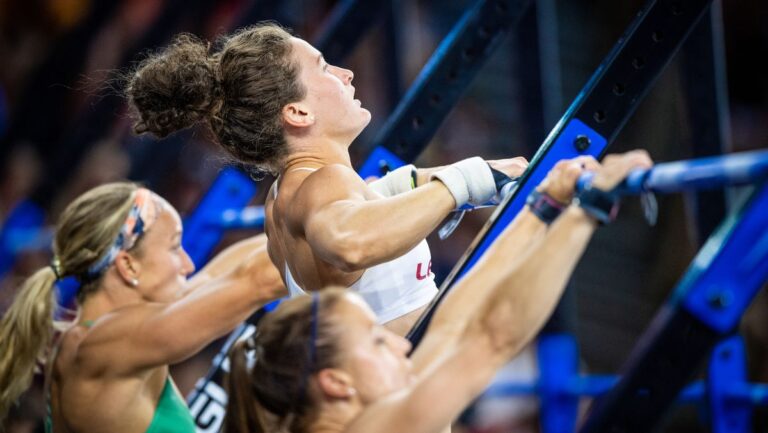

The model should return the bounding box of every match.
[128,34,222,138]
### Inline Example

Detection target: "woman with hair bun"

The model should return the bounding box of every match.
[126,23,530,335]
[0,183,286,432]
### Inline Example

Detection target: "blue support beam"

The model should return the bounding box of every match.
[579,183,768,433]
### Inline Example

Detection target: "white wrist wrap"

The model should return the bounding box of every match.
[368,164,416,197]
[431,157,496,206]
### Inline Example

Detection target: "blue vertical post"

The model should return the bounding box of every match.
[538,334,580,433]
[708,336,751,433]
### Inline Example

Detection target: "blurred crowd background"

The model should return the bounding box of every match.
[1,0,767,431]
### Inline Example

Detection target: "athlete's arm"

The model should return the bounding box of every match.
[77,240,285,374]
[349,151,652,433]
[348,207,600,433]
[410,156,600,373]
[299,164,456,271]
[185,233,286,299]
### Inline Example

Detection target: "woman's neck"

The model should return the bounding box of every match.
[284,134,354,171]
[78,279,144,324]
[308,401,362,433]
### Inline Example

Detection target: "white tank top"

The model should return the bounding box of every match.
[276,167,438,323]
[284,240,438,324]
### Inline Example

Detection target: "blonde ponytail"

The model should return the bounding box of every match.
[0,266,59,422]
[0,182,140,425]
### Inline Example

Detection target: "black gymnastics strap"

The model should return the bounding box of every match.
[488,164,515,191]
[526,189,566,225]
[574,184,620,224]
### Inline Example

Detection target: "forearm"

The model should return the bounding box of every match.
[186,234,269,291]
[472,206,597,357]
[411,208,546,371]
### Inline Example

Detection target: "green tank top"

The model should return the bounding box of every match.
[46,322,196,433]
[144,378,197,433]
[46,377,195,433]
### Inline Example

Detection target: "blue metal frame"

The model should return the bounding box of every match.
[708,336,751,433]
[538,333,580,433]
[182,168,257,269]
[580,183,768,433]
[483,336,768,433]
[406,0,715,346]
[678,185,768,332]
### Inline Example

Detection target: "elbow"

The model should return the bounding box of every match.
[329,232,373,272]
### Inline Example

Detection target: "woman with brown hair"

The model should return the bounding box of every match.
[126,23,530,336]
[0,183,286,432]
[222,151,653,433]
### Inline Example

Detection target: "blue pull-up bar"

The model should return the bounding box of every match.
[576,149,768,194]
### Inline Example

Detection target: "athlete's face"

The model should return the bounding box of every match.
[334,293,414,403]
[130,205,195,302]
[288,37,371,142]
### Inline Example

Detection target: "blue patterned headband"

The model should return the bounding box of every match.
[86,188,161,278]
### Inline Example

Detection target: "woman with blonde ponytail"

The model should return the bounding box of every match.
[0,182,286,432]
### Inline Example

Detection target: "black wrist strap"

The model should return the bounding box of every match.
[574,185,620,224]
[488,164,515,191]
[526,189,566,225]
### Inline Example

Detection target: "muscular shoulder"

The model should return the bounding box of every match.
[285,164,369,225]
[298,164,367,198]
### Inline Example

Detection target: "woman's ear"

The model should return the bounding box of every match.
[114,251,141,287]
[316,368,356,399]
[282,102,316,128]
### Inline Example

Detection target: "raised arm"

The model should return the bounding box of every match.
[347,151,652,433]
[185,233,285,298]
[301,159,527,271]
[300,165,457,271]
[410,155,600,372]
[80,237,286,374]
